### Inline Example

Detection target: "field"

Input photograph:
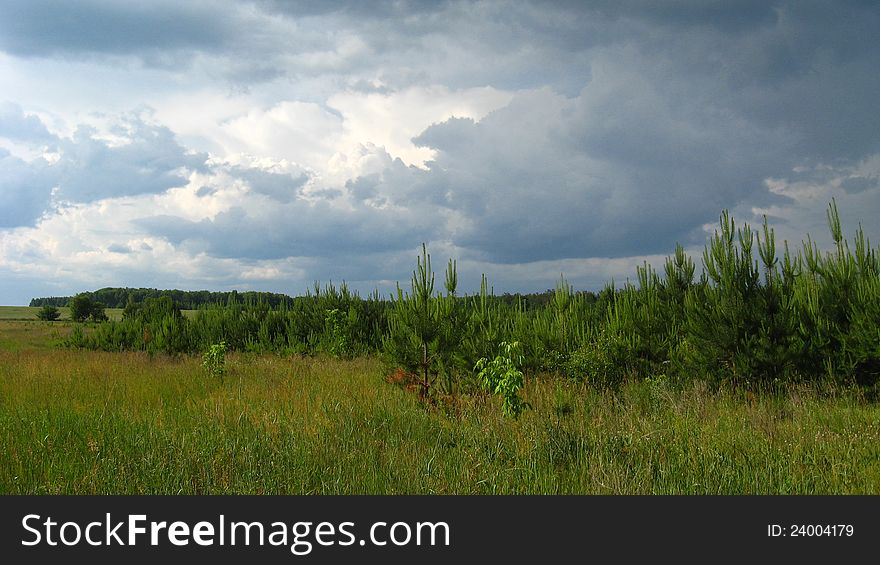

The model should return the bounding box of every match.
[0,306,125,321]
[1,319,878,494]
[0,306,196,321]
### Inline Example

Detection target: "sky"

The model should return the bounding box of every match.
[1,0,879,305]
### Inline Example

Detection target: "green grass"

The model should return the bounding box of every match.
[1,320,878,494]
[0,321,77,352]
[0,306,197,321]
[0,306,42,320]
[0,306,124,321]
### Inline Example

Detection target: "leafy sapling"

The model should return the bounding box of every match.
[475,341,530,418]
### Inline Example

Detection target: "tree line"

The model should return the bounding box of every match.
[31,285,587,312]
[30,288,296,310]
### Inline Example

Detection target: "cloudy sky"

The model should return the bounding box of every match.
[1,0,879,304]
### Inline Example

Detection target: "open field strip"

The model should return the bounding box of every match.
[0,306,198,321]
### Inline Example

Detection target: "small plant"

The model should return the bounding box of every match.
[202,341,227,382]
[475,341,530,418]
[643,372,670,408]
[324,308,350,358]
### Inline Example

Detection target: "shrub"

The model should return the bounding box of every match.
[69,293,108,323]
[36,305,60,321]
[564,331,627,389]
[323,308,351,358]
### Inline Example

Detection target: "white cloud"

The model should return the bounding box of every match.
[327,85,514,168]
[217,100,344,171]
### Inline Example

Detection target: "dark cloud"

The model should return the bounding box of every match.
[2,0,879,296]
[841,175,878,195]
[50,121,206,202]
[405,84,792,263]
[255,0,449,19]
[585,0,779,31]
[413,117,475,151]
[196,186,219,198]
[688,4,880,162]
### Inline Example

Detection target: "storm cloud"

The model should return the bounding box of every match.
[1,1,879,304]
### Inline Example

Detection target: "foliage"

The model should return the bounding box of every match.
[69,293,108,323]
[383,244,466,398]
[202,341,227,382]
[564,331,627,389]
[475,341,529,418]
[36,305,60,322]
[31,287,294,309]
[683,212,796,386]
[68,294,91,322]
[123,295,181,321]
[791,200,880,386]
[323,308,347,357]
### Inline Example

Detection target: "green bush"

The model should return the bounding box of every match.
[69,293,108,323]
[36,305,60,321]
[564,331,627,389]
[791,201,879,385]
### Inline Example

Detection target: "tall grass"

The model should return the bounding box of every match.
[2,343,877,494]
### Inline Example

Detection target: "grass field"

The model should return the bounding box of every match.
[1,319,878,494]
[0,320,77,352]
[0,305,196,321]
[0,306,124,321]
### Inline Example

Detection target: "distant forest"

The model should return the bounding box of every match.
[30,288,295,309]
[30,286,596,310]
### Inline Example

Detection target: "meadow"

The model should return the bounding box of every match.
[0,306,199,321]
[1,319,878,494]
[0,306,106,321]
